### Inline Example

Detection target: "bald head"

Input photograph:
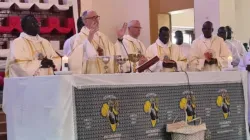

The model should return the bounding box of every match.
[202,21,213,38]
[128,20,141,39]
[82,10,100,29]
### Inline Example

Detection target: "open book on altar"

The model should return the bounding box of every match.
[137,56,160,73]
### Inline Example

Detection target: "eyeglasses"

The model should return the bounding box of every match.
[85,16,100,20]
[130,26,142,29]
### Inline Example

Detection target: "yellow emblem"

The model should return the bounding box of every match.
[179,91,196,122]
[216,89,230,119]
[101,99,119,132]
[144,95,159,127]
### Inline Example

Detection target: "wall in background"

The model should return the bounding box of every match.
[150,0,194,43]
[80,0,150,46]
[171,9,194,28]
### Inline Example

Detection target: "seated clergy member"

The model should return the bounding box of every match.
[217,27,240,67]
[69,10,117,74]
[5,15,61,77]
[145,26,187,72]
[63,16,85,56]
[116,20,147,72]
[188,21,231,71]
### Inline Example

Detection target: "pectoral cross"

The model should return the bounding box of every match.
[97,46,104,56]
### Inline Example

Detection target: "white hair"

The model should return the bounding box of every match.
[128,20,140,28]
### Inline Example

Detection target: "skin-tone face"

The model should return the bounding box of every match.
[202,21,213,39]
[159,30,169,44]
[175,31,183,45]
[128,20,141,39]
[23,16,40,36]
[83,11,100,29]
[217,27,227,41]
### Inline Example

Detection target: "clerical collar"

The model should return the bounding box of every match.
[124,35,139,42]
[200,34,214,41]
[20,32,42,43]
[156,38,171,48]
[80,26,100,36]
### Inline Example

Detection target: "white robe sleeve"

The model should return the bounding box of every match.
[231,45,240,67]
[63,38,71,56]
[188,41,206,71]
[145,44,163,72]
[216,41,231,69]
[7,40,41,77]
[68,34,97,74]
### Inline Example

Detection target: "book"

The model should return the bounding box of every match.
[137,56,160,73]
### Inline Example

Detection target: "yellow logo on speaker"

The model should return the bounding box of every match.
[179,91,196,122]
[101,95,119,132]
[144,93,159,127]
[216,89,230,119]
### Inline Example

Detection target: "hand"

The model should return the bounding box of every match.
[97,47,104,56]
[117,23,127,39]
[246,65,250,72]
[88,21,99,42]
[138,55,148,66]
[40,57,55,69]
[204,52,212,62]
[163,57,176,64]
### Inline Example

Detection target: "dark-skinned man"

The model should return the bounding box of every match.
[5,15,61,77]
[175,30,191,59]
[145,26,187,72]
[217,27,240,67]
[188,21,231,71]
[226,26,246,58]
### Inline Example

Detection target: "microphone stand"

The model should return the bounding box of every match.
[118,39,132,73]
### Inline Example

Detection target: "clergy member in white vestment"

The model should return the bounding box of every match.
[188,21,231,71]
[116,20,147,73]
[63,17,84,56]
[238,52,250,71]
[226,26,246,57]
[174,30,191,58]
[145,26,187,72]
[68,10,117,74]
[5,15,61,77]
[217,27,240,67]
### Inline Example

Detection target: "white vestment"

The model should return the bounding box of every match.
[238,52,250,70]
[115,35,146,72]
[69,27,117,74]
[227,39,246,57]
[63,34,77,56]
[188,35,231,71]
[178,43,191,59]
[145,39,187,72]
[225,40,240,67]
[5,32,61,77]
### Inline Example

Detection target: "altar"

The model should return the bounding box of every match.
[2,72,250,140]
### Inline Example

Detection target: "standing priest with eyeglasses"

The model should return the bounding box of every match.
[69,10,118,74]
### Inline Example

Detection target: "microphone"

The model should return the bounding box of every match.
[118,39,132,73]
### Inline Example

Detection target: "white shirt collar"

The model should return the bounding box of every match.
[80,26,100,37]
[20,32,43,43]
[156,38,171,48]
[124,34,139,42]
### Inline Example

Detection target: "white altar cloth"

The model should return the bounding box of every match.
[2,72,249,140]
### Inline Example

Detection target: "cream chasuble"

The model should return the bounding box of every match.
[188,36,231,71]
[145,39,187,72]
[69,27,117,74]
[5,32,61,77]
[115,35,146,72]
